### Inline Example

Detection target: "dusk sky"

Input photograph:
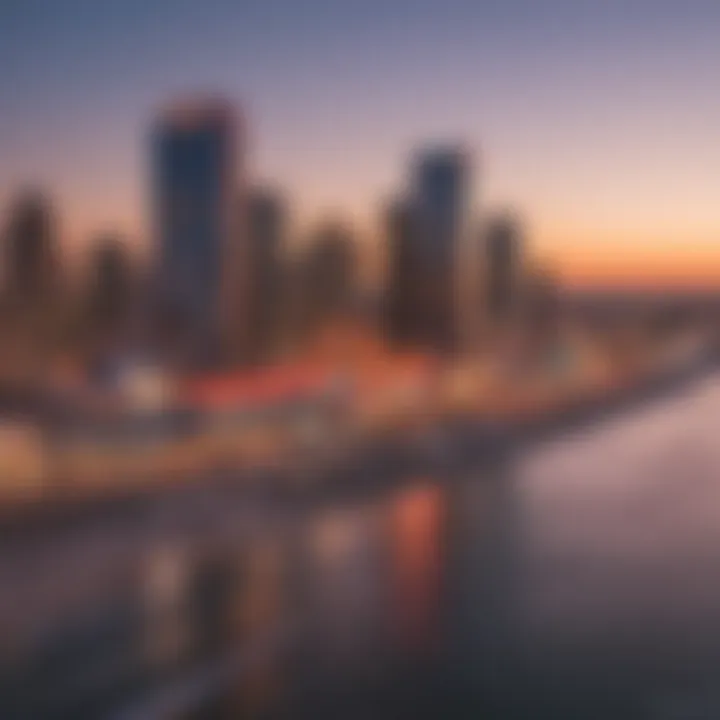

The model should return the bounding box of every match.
[1,0,719,286]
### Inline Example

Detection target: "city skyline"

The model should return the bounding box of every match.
[1,1,720,288]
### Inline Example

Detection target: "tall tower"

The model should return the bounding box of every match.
[484,212,521,327]
[84,233,134,346]
[152,98,241,366]
[411,146,470,353]
[385,196,418,348]
[245,187,286,364]
[3,190,60,309]
[298,221,357,343]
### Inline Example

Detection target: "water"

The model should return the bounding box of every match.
[168,373,720,719]
[10,372,720,719]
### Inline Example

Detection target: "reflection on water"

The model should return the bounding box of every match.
[192,471,516,720]
[389,484,444,659]
[11,375,720,718]
[204,376,720,719]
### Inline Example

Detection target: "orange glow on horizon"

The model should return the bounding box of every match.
[553,248,720,290]
[53,196,720,290]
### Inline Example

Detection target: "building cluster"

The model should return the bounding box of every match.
[0,191,140,375]
[0,96,559,380]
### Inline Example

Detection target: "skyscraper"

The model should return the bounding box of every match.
[484,212,522,326]
[298,221,357,343]
[245,187,286,364]
[385,197,419,348]
[411,146,470,352]
[3,190,60,310]
[84,233,133,345]
[152,98,241,366]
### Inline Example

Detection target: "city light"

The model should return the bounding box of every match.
[1,3,720,718]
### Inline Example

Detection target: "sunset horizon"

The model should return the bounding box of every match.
[1,0,719,289]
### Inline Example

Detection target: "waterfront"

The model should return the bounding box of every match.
[5,367,720,718]
[186,368,720,719]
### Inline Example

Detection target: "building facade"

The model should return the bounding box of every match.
[245,188,286,364]
[3,190,60,309]
[385,197,419,348]
[153,99,241,366]
[484,212,522,326]
[410,146,470,352]
[298,221,357,344]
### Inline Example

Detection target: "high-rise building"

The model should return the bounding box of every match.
[3,190,60,309]
[411,146,470,352]
[385,197,419,348]
[484,212,522,325]
[245,187,286,364]
[84,233,133,344]
[298,221,357,342]
[152,98,241,366]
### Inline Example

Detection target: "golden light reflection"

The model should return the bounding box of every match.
[389,484,445,657]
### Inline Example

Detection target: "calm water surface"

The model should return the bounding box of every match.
[172,374,720,718]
